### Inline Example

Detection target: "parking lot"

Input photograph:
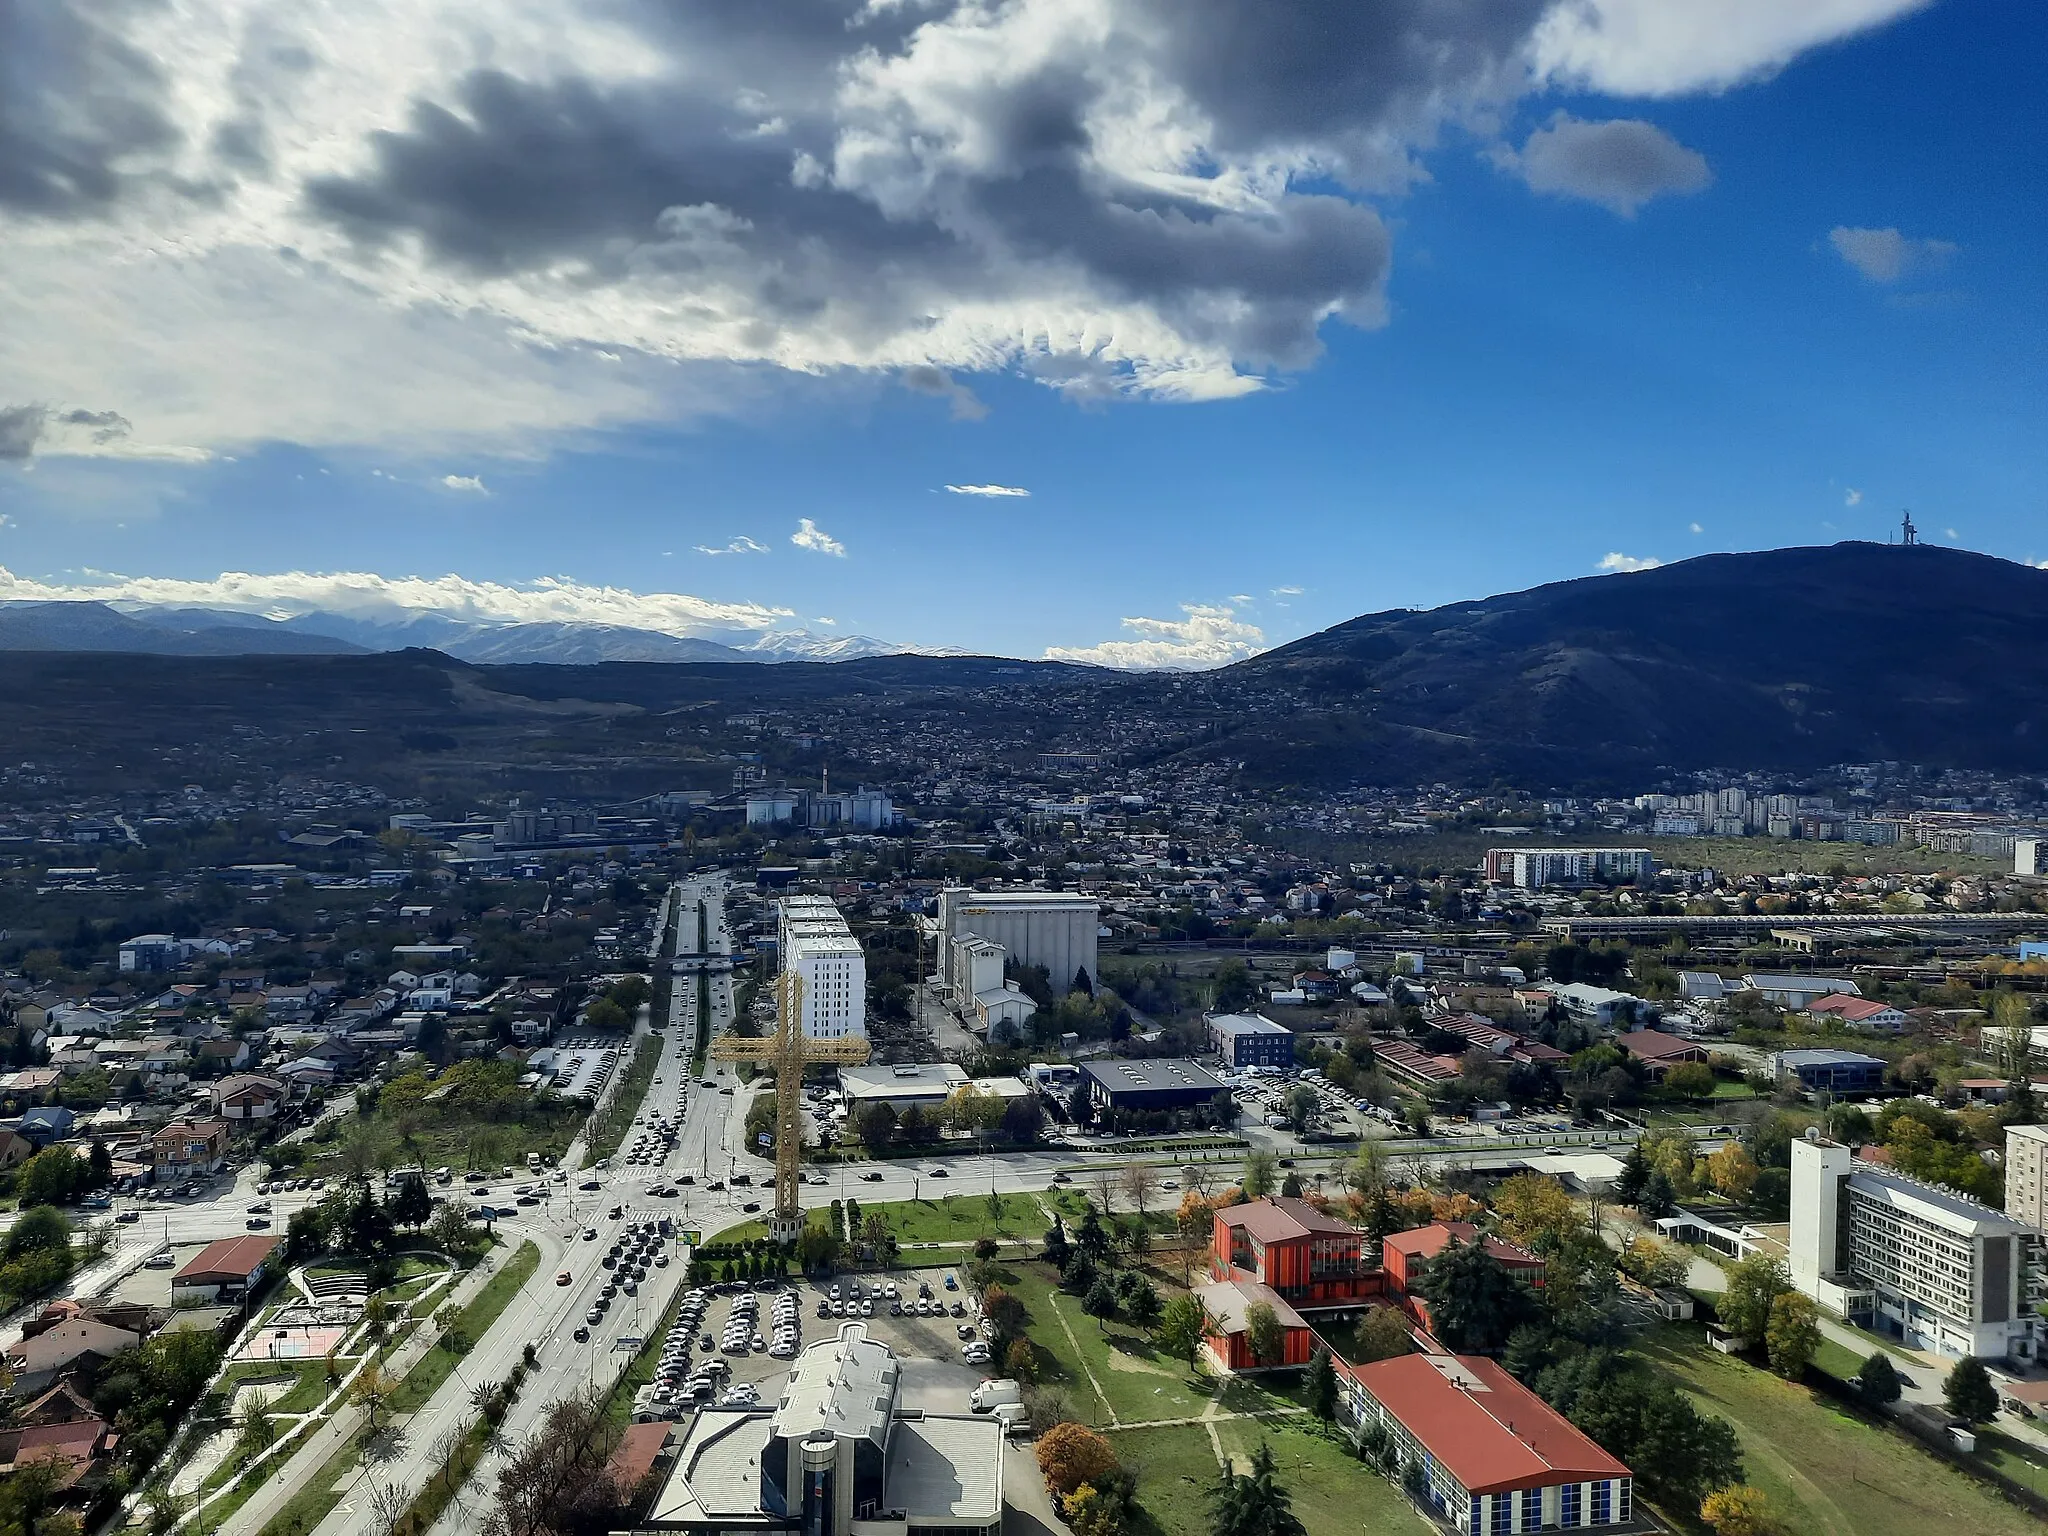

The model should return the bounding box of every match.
[636,1264,990,1420]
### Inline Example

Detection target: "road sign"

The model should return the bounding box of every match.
[681,1230,701,1245]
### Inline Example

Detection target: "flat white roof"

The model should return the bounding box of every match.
[1849,1163,2029,1238]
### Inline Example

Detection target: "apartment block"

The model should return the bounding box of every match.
[777,894,866,1040]
[2007,1123,2048,1234]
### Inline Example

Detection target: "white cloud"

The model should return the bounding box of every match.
[814,616,837,626]
[1688,521,1704,534]
[1496,113,1711,217]
[944,484,1030,498]
[1229,593,1253,604]
[790,518,846,557]
[0,0,1923,461]
[440,474,487,494]
[1270,585,1304,597]
[1828,226,1958,283]
[1597,552,1662,573]
[1045,603,1265,671]
[1946,527,1959,540]
[695,536,770,557]
[1531,0,1932,96]
[0,565,795,636]
[1844,487,1863,506]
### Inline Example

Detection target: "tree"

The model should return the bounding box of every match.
[87,1138,112,1189]
[1490,1173,1583,1248]
[1244,1301,1286,1366]
[1004,1337,1037,1383]
[1155,1292,1211,1370]
[1082,1277,1120,1327]
[1036,1423,1119,1497]
[1076,1206,1112,1260]
[1342,1138,1389,1198]
[430,1201,480,1264]
[18,1147,84,1208]
[1613,1145,1650,1206]
[1615,1235,1689,1292]
[1413,1238,1539,1354]
[1206,1441,1307,1536]
[1240,1150,1278,1199]
[1119,1162,1161,1226]
[1283,1084,1320,1135]
[1042,1217,1072,1270]
[1943,1356,1998,1424]
[1707,1144,1761,1204]
[1664,1062,1717,1101]
[1700,1485,1782,1536]
[351,1362,395,1431]
[1763,1292,1819,1378]
[1717,1255,1791,1345]
[855,1101,898,1152]
[483,1388,630,1536]
[4,1205,71,1262]
[1638,1169,1676,1219]
[1121,1275,1162,1327]
[1355,1306,1412,1363]
[1305,1345,1338,1420]
[1279,1171,1303,1198]
[391,1171,434,1230]
[973,1235,999,1262]
[1854,1351,1901,1408]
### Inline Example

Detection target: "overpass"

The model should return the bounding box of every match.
[1540,911,2037,942]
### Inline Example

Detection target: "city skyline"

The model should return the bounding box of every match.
[1,0,2041,667]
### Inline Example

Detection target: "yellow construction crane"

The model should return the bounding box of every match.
[710,971,868,1244]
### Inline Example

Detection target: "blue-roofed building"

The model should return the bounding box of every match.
[1770,1049,1886,1094]
[1205,1012,1295,1069]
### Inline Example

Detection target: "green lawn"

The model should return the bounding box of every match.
[222,1360,334,1418]
[388,1240,541,1415]
[1977,1432,2048,1503]
[1638,1325,2042,1536]
[1005,1261,1293,1428]
[854,1192,1047,1246]
[1110,1420,1424,1536]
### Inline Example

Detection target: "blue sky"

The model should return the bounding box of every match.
[0,0,2040,665]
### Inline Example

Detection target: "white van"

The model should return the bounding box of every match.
[969,1379,1021,1413]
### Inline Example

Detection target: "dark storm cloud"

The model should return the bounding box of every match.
[0,0,179,216]
[0,407,45,462]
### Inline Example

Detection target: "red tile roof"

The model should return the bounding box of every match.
[175,1236,278,1284]
[1215,1196,1360,1244]
[1353,1353,1629,1495]
[608,1421,671,1493]
[1383,1222,1542,1269]
[1616,1029,1705,1062]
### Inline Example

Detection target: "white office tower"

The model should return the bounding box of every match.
[937,887,1099,994]
[778,894,866,1039]
[1791,1135,2033,1359]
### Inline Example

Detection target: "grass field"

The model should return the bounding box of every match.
[1004,1260,1293,1428]
[1639,1325,2041,1535]
[854,1192,1046,1246]
[1977,1432,2048,1503]
[1109,1419,1424,1536]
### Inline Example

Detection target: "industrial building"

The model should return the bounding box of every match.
[1791,1137,2034,1359]
[936,888,1098,996]
[1769,1048,1886,1094]
[942,934,1038,1038]
[778,895,866,1040]
[1205,1012,1296,1069]
[1077,1057,1225,1112]
[838,1062,968,1115]
[639,1323,1003,1536]
[1343,1354,1635,1533]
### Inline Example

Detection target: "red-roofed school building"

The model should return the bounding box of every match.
[1345,1353,1635,1532]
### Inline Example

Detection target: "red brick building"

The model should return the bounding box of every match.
[1382,1222,1544,1336]
[1210,1196,1380,1309]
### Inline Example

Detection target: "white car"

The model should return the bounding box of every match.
[962,1343,991,1364]
[769,1340,799,1358]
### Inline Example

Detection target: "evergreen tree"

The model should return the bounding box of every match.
[1076,1205,1112,1258]
[1043,1216,1072,1269]
[1413,1237,1539,1354]
[1637,1169,1676,1219]
[1943,1356,1998,1424]
[1855,1351,1901,1408]
[391,1171,433,1230]
[1305,1345,1338,1421]
[1207,1442,1307,1536]
[1613,1145,1650,1206]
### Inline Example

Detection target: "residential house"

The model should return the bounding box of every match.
[196,1038,252,1073]
[4,1318,143,1396]
[149,1117,228,1183]
[1615,1029,1709,1081]
[16,1106,77,1146]
[0,1130,35,1169]
[211,1074,287,1121]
